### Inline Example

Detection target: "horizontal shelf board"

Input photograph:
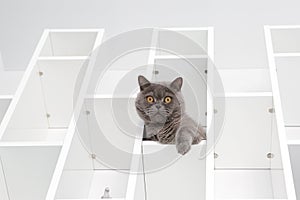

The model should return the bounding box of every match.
[0,95,13,99]
[1,128,67,143]
[274,53,300,57]
[85,94,137,99]
[0,141,63,147]
[142,140,206,146]
[217,199,287,200]
[47,29,104,33]
[154,54,208,59]
[214,92,273,97]
[162,27,211,31]
[55,198,123,200]
[38,56,89,61]
[268,25,300,29]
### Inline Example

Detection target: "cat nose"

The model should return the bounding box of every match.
[156,105,161,109]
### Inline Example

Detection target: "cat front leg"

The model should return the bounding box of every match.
[175,127,193,155]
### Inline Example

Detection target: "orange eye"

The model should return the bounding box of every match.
[164,96,172,104]
[146,96,154,103]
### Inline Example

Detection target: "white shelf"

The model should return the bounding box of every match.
[1,27,297,200]
[38,56,89,61]
[0,141,63,147]
[56,199,124,200]
[274,52,300,57]
[0,95,13,100]
[265,25,298,200]
[214,92,273,97]
[154,54,208,59]
[0,29,104,200]
[1,128,67,144]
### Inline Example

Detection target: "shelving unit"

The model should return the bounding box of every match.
[0,29,104,200]
[265,25,300,200]
[214,68,291,199]
[0,27,298,200]
[47,29,152,200]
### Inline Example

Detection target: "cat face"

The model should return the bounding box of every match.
[135,75,184,124]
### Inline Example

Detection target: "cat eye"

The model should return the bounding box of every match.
[146,96,154,103]
[164,96,172,104]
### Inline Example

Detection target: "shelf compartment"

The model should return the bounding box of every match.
[1,58,87,142]
[215,169,287,199]
[140,141,207,200]
[216,68,272,94]
[89,67,148,98]
[153,57,208,127]
[156,29,208,56]
[55,169,129,199]
[55,97,138,199]
[270,28,300,53]
[275,56,300,126]
[214,96,278,169]
[37,59,87,128]
[0,146,61,200]
[40,31,99,57]
[0,29,104,200]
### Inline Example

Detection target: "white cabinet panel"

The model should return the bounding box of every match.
[214,96,273,168]
[271,29,300,53]
[0,146,60,200]
[276,57,300,126]
[6,66,49,130]
[38,59,85,128]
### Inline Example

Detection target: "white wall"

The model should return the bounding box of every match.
[1,0,300,71]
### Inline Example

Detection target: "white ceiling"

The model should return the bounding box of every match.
[0,0,300,70]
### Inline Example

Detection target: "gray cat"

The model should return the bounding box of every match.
[135,75,206,155]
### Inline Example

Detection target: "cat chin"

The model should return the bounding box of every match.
[149,114,167,124]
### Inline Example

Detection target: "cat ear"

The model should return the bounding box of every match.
[170,77,183,92]
[138,75,151,91]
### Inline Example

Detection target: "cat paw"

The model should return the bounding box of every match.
[176,142,191,155]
